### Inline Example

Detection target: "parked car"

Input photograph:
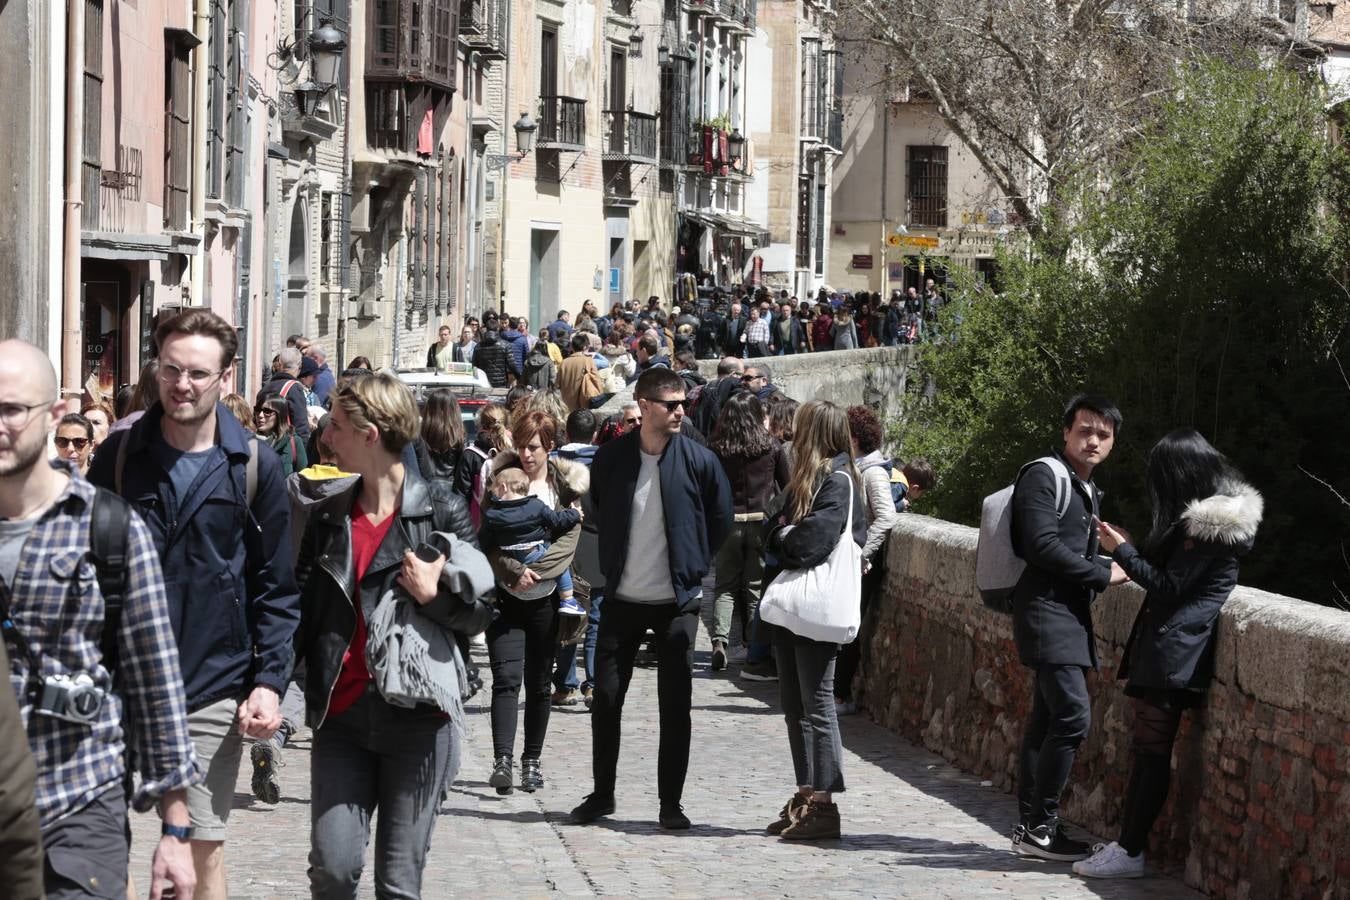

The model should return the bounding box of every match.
[395,364,505,441]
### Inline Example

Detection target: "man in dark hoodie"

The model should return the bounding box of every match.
[627,333,670,384]
[472,330,512,388]
[689,356,744,438]
[499,317,531,380]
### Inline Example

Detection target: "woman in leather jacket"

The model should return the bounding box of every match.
[294,373,492,897]
[413,388,465,481]
[1077,428,1261,879]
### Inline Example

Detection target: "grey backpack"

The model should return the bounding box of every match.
[975,456,1072,614]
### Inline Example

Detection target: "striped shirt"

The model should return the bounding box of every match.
[2,465,200,827]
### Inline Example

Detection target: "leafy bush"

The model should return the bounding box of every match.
[896,60,1350,605]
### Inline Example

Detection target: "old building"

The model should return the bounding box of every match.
[744,0,840,299]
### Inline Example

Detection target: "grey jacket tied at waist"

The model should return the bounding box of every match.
[365,531,495,717]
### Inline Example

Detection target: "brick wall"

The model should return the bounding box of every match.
[859,514,1350,899]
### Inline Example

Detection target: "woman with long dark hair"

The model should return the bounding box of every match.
[761,400,866,840]
[415,389,466,481]
[255,396,307,476]
[1076,428,1261,879]
[707,391,789,672]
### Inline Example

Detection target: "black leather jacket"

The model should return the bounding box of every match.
[294,466,493,728]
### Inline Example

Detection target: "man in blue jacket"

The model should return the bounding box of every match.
[89,310,300,900]
[499,317,531,380]
[571,368,732,830]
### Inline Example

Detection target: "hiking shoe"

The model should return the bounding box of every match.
[659,804,691,830]
[249,739,282,804]
[520,757,545,793]
[766,793,809,836]
[1074,841,1145,878]
[551,688,580,707]
[559,597,586,616]
[739,659,778,682]
[1016,818,1092,862]
[780,799,841,840]
[582,685,594,709]
[489,755,514,795]
[711,640,728,672]
[570,793,616,824]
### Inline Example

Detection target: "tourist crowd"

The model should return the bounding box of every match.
[0,302,1257,897]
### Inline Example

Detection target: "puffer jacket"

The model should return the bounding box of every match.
[471,333,512,388]
[293,466,493,728]
[855,450,899,560]
[1115,482,1261,693]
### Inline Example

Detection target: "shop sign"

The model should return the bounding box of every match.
[899,235,940,249]
[851,254,874,270]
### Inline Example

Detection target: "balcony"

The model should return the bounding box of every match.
[537,95,586,150]
[685,123,743,176]
[725,0,757,31]
[682,0,723,17]
[602,110,659,164]
[460,0,505,59]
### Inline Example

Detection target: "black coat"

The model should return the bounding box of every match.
[414,439,461,482]
[471,336,511,388]
[764,455,867,575]
[1115,484,1260,693]
[256,372,311,440]
[1010,454,1113,669]
[293,468,493,727]
[591,431,733,611]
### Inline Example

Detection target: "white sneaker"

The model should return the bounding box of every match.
[1073,841,1144,878]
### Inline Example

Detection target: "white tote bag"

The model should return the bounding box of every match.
[759,471,863,643]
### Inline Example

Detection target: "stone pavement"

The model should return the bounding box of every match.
[130,607,1202,899]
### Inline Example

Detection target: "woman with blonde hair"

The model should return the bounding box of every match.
[761,400,866,840]
[293,372,491,895]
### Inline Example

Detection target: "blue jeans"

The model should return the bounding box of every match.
[552,588,605,692]
[309,688,452,899]
[513,544,573,595]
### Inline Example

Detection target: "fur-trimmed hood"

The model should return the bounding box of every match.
[489,448,590,506]
[1181,481,1262,550]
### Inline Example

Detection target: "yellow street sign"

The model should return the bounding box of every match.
[885,233,903,248]
[900,235,940,249]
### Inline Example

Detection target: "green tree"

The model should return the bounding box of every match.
[899,59,1350,605]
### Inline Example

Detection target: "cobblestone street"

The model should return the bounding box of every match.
[131,606,1202,899]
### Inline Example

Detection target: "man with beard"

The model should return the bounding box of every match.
[90,311,300,900]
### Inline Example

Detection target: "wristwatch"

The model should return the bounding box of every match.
[162,822,193,841]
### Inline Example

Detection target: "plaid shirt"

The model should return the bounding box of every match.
[2,465,200,828]
[745,317,770,346]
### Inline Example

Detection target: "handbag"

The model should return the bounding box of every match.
[759,471,863,643]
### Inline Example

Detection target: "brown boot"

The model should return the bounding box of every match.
[780,798,841,840]
[765,792,809,835]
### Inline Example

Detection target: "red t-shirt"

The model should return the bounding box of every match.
[327,501,397,718]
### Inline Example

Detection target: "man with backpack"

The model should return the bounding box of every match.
[1002,395,1129,863]
[0,340,199,899]
[256,347,311,441]
[89,310,300,900]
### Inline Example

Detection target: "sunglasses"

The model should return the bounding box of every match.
[54,436,90,451]
[645,399,689,413]
[254,408,278,417]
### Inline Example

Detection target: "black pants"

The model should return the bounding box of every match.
[1017,664,1091,824]
[42,786,129,900]
[834,554,885,702]
[1118,693,1186,855]
[590,599,697,806]
[487,592,559,759]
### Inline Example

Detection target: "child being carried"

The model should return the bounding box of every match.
[480,467,586,616]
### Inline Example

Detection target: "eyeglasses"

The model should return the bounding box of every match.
[0,400,54,430]
[158,362,224,387]
[645,399,689,413]
[54,436,91,451]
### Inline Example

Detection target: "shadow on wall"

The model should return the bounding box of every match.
[855,513,1350,899]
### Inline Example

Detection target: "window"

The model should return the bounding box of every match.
[82,0,104,231]
[800,39,821,140]
[660,56,690,166]
[206,0,226,199]
[906,145,948,228]
[164,37,192,230]
[365,0,457,91]
[814,164,826,276]
[796,173,812,269]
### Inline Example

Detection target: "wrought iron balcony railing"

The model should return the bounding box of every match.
[538,95,586,149]
[603,109,659,163]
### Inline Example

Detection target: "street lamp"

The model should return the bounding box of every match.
[514,112,537,157]
[658,42,671,66]
[292,81,324,117]
[308,22,347,89]
[728,128,745,167]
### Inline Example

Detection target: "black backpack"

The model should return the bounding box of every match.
[88,488,132,683]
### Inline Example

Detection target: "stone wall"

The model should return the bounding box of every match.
[599,345,922,422]
[859,514,1350,899]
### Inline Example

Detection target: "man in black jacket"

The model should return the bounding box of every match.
[1009,394,1129,863]
[571,368,732,830]
[471,330,512,388]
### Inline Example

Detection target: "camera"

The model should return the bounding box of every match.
[35,672,106,725]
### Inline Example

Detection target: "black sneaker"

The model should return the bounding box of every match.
[1016,818,1091,862]
[489,755,514,795]
[659,804,691,830]
[739,659,778,682]
[249,739,282,804]
[711,641,728,672]
[570,793,616,824]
